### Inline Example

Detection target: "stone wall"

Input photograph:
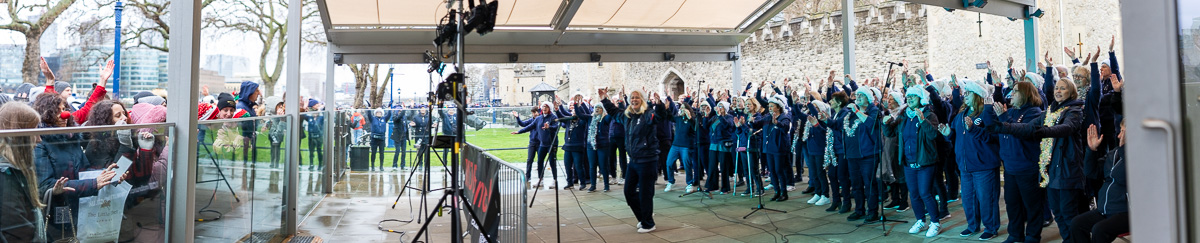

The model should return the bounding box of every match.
[496,0,1124,104]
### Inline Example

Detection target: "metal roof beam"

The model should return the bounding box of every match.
[551,0,584,31]
[332,44,738,64]
[739,0,796,33]
[902,0,1037,20]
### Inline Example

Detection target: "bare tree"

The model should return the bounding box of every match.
[348,64,390,109]
[0,0,80,84]
[209,0,319,97]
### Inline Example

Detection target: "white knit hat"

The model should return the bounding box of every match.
[905,86,930,106]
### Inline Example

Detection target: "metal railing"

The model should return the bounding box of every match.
[468,143,528,243]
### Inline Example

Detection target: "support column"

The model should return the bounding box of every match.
[842,0,855,82]
[283,0,302,236]
[165,0,200,241]
[1024,18,1039,73]
[324,50,336,192]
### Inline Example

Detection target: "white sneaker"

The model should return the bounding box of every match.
[807,195,820,204]
[685,185,695,193]
[764,184,774,190]
[636,222,642,229]
[786,186,796,192]
[664,184,674,192]
[637,226,657,233]
[925,222,941,238]
[908,221,927,234]
[815,196,831,206]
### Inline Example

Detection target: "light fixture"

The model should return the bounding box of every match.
[944,8,955,12]
[590,52,601,62]
[727,52,740,61]
[508,53,519,63]
[663,52,675,61]
[1026,6,1044,18]
[433,10,458,46]
[464,0,499,35]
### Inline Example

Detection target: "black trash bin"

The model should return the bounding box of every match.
[350,145,369,171]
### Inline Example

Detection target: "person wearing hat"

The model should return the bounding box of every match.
[880,92,909,212]
[303,99,326,169]
[512,101,559,188]
[390,106,411,169]
[513,107,542,185]
[586,100,616,192]
[597,87,670,233]
[838,87,884,222]
[704,97,736,194]
[367,108,392,171]
[556,94,594,190]
[12,83,34,103]
[688,98,713,193]
[0,102,53,243]
[893,86,944,238]
[756,93,793,201]
[234,81,262,165]
[263,96,286,168]
[662,94,696,193]
[938,79,1002,240]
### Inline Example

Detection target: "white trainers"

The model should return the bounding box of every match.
[815,196,831,206]
[664,183,674,192]
[636,222,642,229]
[764,184,774,190]
[908,221,927,234]
[637,226,657,233]
[685,185,695,193]
[807,195,820,204]
[786,186,796,192]
[925,222,941,238]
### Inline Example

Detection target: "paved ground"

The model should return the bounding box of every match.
[287,165,1077,243]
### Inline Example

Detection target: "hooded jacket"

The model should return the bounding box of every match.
[264,96,288,143]
[1087,146,1127,216]
[391,110,409,141]
[367,110,391,138]
[893,108,940,168]
[236,81,260,137]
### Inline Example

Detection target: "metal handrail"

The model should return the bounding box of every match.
[197,114,290,125]
[0,123,175,137]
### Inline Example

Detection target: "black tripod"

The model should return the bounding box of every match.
[742,129,785,219]
[855,62,907,234]
[525,121,562,242]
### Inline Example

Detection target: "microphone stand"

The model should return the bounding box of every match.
[743,121,785,219]
[856,62,907,234]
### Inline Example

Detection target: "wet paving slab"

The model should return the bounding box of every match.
[194,158,1065,243]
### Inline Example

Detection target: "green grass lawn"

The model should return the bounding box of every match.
[198,127,556,166]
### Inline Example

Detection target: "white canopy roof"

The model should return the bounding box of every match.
[317,0,794,64]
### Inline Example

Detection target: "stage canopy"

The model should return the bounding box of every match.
[317,0,797,64]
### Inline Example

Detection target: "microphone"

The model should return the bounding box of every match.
[887,61,904,67]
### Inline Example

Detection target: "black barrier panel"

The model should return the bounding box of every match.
[464,144,500,242]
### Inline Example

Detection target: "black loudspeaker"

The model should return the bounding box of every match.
[350,145,369,171]
[590,52,601,62]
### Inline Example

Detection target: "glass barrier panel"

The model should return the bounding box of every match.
[194,116,288,241]
[296,111,326,225]
[0,123,174,242]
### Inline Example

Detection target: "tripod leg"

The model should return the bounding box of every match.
[202,143,241,202]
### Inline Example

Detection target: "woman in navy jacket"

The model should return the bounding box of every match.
[1071,122,1129,243]
[941,80,1002,240]
[738,96,766,197]
[599,88,669,233]
[989,79,1087,242]
[664,95,696,192]
[512,102,560,188]
[705,99,736,194]
[801,94,831,206]
[513,107,541,185]
[842,88,882,222]
[557,97,593,190]
[585,102,614,192]
[691,101,714,192]
[758,96,792,201]
[819,91,852,213]
[990,81,1047,243]
[893,86,944,238]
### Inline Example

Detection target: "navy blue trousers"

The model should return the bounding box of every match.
[625,160,659,228]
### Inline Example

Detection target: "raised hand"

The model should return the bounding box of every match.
[1044,51,1052,66]
[597,88,608,99]
[937,123,951,136]
[1007,56,1014,68]
[40,57,55,84]
[1110,74,1124,92]
[1064,47,1076,60]
[1086,124,1104,151]
[993,102,1007,116]
[1109,35,1116,52]
[99,59,115,87]
[1093,46,1103,63]
[51,177,75,195]
[510,111,520,117]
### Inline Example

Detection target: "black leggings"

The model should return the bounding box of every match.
[391,138,408,168]
[1069,210,1129,243]
[369,138,386,169]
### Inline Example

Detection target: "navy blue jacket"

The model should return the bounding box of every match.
[892,108,941,167]
[1087,146,1127,216]
[995,100,1086,190]
[695,113,712,147]
[842,105,881,159]
[949,107,1001,172]
[438,109,458,135]
[801,103,827,156]
[236,81,259,136]
[590,114,614,148]
[708,113,736,147]
[391,111,409,141]
[516,113,559,148]
[754,112,792,154]
[992,104,1043,174]
[820,107,851,156]
[670,103,697,148]
[367,111,391,138]
[35,124,101,229]
[558,104,593,151]
[602,98,669,162]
